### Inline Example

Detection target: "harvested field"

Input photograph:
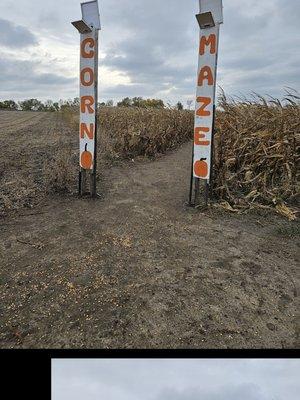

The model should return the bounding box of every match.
[0,110,76,215]
[0,110,46,133]
[0,109,299,349]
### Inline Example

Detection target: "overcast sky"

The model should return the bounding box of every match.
[52,359,300,400]
[0,0,299,104]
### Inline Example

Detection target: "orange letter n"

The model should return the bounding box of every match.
[81,96,94,113]
[199,34,216,55]
[80,123,94,139]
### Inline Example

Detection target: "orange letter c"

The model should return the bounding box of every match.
[81,38,95,58]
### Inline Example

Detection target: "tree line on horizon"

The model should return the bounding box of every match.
[0,97,186,111]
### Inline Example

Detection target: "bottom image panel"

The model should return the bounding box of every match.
[51,358,299,400]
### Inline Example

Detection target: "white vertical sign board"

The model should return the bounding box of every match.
[193,0,222,181]
[200,0,223,24]
[81,0,101,29]
[193,26,219,180]
[79,29,97,170]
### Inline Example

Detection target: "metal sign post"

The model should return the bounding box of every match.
[188,0,223,207]
[72,0,101,197]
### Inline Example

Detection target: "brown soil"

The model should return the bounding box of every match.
[0,111,299,349]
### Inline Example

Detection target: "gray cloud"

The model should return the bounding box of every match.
[101,0,300,100]
[159,383,268,400]
[100,0,197,100]
[0,0,299,102]
[52,359,300,400]
[0,18,38,48]
[0,57,75,98]
[218,0,300,94]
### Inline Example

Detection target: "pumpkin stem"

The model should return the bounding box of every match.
[85,143,87,152]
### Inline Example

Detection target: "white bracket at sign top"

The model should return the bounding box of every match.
[81,0,101,30]
[199,0,223,25]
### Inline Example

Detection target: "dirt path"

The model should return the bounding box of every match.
[0,116,299,349]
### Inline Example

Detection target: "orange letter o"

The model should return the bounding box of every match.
[80,67,94,86]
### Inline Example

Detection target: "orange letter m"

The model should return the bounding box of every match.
[199,34,216,55]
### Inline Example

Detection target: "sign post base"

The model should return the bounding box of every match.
[79,169,97,197]
[188,175,210,208]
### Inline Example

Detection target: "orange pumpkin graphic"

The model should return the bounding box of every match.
[81,143,93,169]
[194,158,208,178]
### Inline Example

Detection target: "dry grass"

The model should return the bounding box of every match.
[43,143,77,193]
[0,174,39,213]
[0,112,77,216]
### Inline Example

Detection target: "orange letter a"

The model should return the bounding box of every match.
[198,66,214,86]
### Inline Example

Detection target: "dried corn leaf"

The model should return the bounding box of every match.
[217,201,239,213]
[275,204,297,221]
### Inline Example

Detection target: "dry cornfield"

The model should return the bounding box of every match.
[98,107,194,159]
[0,91,299,219]
[62,105,194,160]
[62,92,299,218]
[213,90,299,218]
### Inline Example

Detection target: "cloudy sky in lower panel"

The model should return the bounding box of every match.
[0,0,299,103]
[51,359,299,400]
